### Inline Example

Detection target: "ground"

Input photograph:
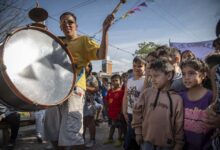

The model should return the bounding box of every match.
[0,122,123,150]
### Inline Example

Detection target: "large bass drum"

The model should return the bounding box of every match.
[0,26,75,111]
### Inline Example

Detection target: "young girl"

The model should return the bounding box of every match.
[104,74,124,147]
[180,58,214,150]
[132,59,184,150]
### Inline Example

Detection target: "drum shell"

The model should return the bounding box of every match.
[0,26,75,111]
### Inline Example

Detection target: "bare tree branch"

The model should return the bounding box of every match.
[0,0,28,42]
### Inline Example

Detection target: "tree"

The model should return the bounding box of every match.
[0,0,28,42]
[135,41,161,56]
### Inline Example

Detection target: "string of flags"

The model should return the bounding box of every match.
[91,0,154,38]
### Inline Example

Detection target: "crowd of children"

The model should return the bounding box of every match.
[91,42,220,150]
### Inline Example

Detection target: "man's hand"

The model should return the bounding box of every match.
[102,14,115,32]
[135,134,143,145]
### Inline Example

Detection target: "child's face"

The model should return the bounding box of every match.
[150,69,171,90]
[102,79,108,86]
[133,61,145,78]
[111,78,121,89]
[182,66,205,88]
[122,74,128,83]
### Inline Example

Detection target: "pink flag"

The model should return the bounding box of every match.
[132,7,141,11]
[127,10,135,14]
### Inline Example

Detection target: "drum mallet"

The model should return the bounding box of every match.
[111,0,126,15]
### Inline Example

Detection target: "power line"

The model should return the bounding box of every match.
[0,1,30,12]
[153,1,199,40]
[52,0,97,16]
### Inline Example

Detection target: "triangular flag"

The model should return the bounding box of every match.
[138,2,147,7]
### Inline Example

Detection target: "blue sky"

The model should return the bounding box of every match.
[23,0,220,72]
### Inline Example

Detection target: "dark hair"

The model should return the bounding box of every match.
[133,56,146,64]
[150,59,174,79]
[111,74,121,82]
[60,12,77,22]
[156,46,171,58]
[146,51,157,61]
[205,52,220,68]
[147,51,157,58]
[121,72,128,78]
[180,58,208,74]
[102,77,108,82]
[86,62,93,75]
[212,38,220,51]
[181,50,195,57]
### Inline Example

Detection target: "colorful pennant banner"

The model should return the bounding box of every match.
[91,0,154,38]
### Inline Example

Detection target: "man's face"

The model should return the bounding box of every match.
[60,15,77,38]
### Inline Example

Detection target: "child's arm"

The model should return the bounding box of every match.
[173,95,184,150]
[132,91,145,145]
[122,86,128,122]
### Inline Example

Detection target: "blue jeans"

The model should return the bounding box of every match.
[124,113,140,150]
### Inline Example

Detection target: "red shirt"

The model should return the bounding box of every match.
[106,88,124,120]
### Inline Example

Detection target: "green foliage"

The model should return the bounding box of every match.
[135,41,161,55]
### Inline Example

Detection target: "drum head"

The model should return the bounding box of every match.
[2,27,74,106]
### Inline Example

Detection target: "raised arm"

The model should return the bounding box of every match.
[97,14,114,59]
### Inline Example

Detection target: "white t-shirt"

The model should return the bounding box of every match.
[127,76,145,114]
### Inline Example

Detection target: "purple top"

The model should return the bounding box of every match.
[179,90,213,150]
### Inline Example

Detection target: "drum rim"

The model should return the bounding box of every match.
[0,26,76,107]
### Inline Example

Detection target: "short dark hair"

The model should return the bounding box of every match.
[60,12,77,22]
[205,52,220,68]
[111,74,121,82]
[150,59,174,79]
[212,37,220,51]
[156,46,171,58]
[146,51,157,58]
[133,56,145,64]
[102,77,108,82]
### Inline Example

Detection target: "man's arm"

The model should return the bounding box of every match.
[97,14,114,59]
